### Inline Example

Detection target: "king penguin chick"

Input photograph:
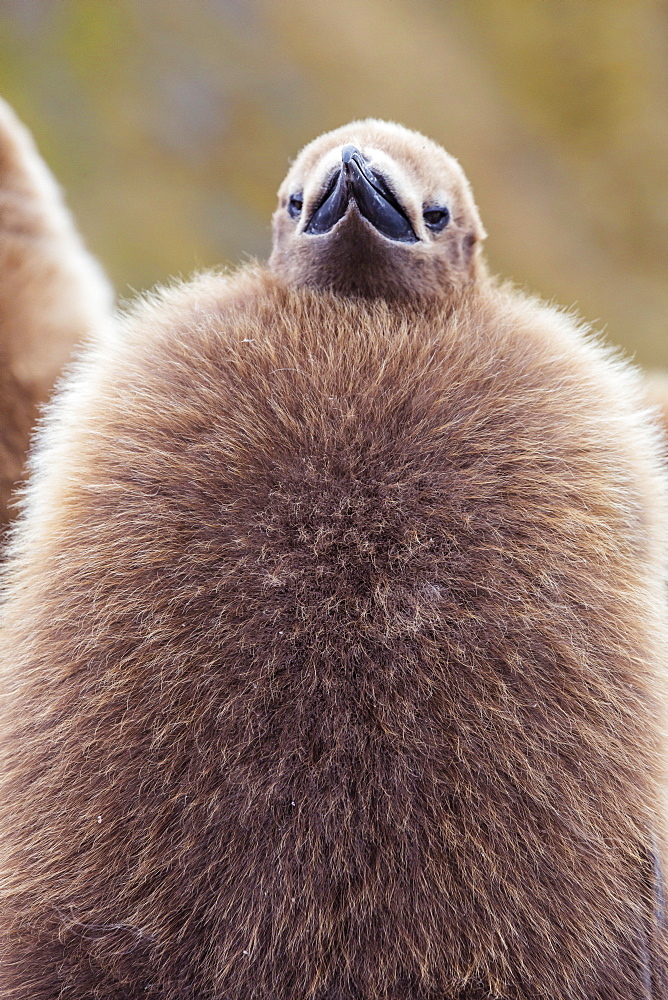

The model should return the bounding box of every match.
[0,118,666,1000]
[0,98,112,535]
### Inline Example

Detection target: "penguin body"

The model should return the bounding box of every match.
[0,120,666,999]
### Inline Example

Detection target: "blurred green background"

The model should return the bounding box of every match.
[1,0,666,365]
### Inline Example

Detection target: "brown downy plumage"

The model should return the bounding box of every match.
[0,98,112,535]
[0,118,666,999]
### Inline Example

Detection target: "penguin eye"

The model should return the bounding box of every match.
[288,194,303,219]
[423,206,450,232]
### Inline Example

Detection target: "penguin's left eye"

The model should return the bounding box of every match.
[423,206,450,231]
[288,194,303,219]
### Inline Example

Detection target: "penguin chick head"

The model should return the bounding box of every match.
[269,119,487,302]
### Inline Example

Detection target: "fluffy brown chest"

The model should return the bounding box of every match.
[0,275,665,999]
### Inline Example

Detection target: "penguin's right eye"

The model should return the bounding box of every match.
[288,194,303,219]
[423,206,450,231]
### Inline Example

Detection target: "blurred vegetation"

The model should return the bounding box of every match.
[0,0,666,364]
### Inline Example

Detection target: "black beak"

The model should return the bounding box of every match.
[305,145,418,243]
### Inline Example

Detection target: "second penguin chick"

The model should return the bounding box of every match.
[0,98,112,534]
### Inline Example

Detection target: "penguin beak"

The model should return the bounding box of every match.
[305,145,418,243]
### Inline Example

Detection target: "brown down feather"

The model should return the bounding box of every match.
[0,118,666,999]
